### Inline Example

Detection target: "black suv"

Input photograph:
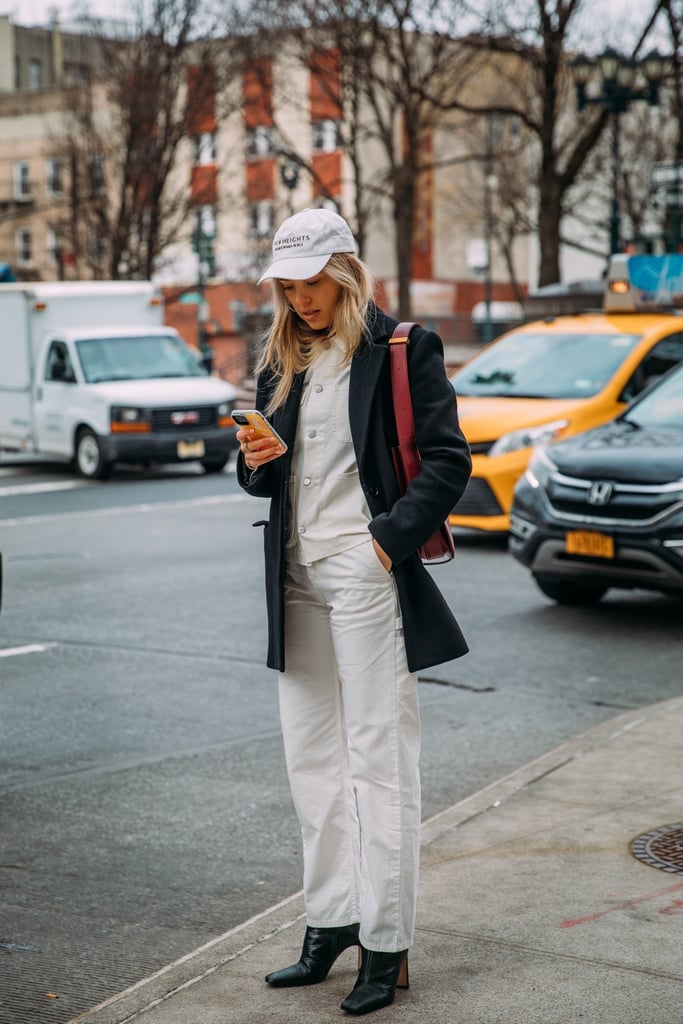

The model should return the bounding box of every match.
[509,363,683,604]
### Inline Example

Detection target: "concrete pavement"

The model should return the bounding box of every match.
[70,695,683,1024]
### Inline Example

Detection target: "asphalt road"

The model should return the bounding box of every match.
[1,455,681,1024]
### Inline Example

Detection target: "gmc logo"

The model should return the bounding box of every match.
[171,410,199,425]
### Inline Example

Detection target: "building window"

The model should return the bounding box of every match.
[28,58,42,90]
[192,132,217,165]
[64,63,89,85]
[312,119,341,152]
[47,228,64,266]
[89,154,106,195]
[46,158,63,197]
[16,228,33,265]
[88,227,107,265]
[248,199,274,240]
[246,125,275,158]
[13,161,32,200]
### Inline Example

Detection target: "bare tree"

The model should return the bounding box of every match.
[660,0,683,249]
[463,0,669,286]
[55,0,237,280]
[237,0,485,318]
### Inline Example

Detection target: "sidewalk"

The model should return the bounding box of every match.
[70,696,683,1024]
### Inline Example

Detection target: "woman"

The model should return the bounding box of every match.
[236,207,471,1016]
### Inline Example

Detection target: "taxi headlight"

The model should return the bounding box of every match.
[489,419,569,457]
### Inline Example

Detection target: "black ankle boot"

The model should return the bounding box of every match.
[265,923,360,987]
[340,947,409,1015]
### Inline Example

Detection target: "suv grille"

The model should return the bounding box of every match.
[151,406,217,431]
[547,474,681,525]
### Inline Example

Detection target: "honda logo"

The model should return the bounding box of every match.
[587,481,614,506]
[171,410,199,425]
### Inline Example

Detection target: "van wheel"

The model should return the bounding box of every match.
[76,428,112,480]
[533,575,608,605]
[200,456,229,474]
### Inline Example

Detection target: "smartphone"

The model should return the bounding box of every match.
[232,409,288,452]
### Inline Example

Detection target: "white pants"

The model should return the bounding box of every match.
[278,538,421,953]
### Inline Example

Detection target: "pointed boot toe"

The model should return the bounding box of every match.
[265,923,360,987]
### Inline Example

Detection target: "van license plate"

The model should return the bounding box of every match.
[177,440,205,459]
[565,530,614,558]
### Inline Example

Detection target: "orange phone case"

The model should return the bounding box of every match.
[232,410,288,450]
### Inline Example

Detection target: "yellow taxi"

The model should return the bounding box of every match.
[449,254,683,531]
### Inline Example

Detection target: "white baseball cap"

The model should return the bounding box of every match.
[258,207,356,284]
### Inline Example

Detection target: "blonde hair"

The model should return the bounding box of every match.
[257,252,375,414]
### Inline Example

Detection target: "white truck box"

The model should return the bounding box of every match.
[0,281,238,478]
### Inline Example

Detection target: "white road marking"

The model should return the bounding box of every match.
[0,492,254,528]
[0,480,89,496]
[0,643,55,658]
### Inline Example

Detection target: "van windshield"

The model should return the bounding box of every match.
[75,334,205,383]
[450,331,641,398]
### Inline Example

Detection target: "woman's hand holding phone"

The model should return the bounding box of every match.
[233,410,287,470]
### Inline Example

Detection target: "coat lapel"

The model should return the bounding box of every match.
[349,313,392,467]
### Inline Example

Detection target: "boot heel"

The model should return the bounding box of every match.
[397,953,409,990]
[356,947,407,985]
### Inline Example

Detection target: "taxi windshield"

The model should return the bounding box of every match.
[451,331,641,399]
[624,363,683,430]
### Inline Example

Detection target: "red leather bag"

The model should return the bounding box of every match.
[389,322,455,565]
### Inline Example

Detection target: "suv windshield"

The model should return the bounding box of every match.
[451,331,640,398]
[624,363,683,430]
[76,334,205,383]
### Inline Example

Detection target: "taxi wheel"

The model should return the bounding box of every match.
[533,575,608,606]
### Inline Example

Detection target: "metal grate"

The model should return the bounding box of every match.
[452,477,503,517]
[631,823,683,875]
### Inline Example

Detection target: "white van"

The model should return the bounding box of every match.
[0,281,238,479]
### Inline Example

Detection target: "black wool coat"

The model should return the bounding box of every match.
[237,306,472,673]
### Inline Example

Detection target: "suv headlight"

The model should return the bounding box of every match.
[489,419,569,457]
[525,445,557,489]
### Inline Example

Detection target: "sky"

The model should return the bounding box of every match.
[5,0,131,26]
[3,0,669,50]
[4,0,660,26]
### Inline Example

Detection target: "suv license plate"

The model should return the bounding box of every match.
[565,530,614,558]
[177,440,205,459]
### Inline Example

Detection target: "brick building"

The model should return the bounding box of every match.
[0,14,529,379]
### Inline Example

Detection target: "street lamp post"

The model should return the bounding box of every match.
[192,209,216,372]
[482,115,497,346]
[278,155,300,215]
[571,48,666,254]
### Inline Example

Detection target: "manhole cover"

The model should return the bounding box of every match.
[631,823,683,875]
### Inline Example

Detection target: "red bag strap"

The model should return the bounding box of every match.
[389,322,418,445]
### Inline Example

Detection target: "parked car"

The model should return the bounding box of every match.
[508,361,683,604]
[449,254,683,532]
